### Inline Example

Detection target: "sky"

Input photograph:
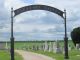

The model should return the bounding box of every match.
[0,0,80,41]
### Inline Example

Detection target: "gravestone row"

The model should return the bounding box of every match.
[1,41,80,53]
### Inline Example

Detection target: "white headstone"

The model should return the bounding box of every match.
[53,41,56,51]
[76,44,80,50]
[53,41,62,53]
[39,45,44,50]
[44,41,48,52]
[49,42,53,52]
[5,42,8,49]
[68,44,71,51]
[43,43,45,51]
[0,43,5,50]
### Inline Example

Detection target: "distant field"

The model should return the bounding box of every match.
[0,50,23,60]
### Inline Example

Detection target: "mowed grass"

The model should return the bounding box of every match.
[0,50,23,60]
[32,50,80,60]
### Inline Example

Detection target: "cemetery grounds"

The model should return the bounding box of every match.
[0,40,80,60]
[14,40,80,60]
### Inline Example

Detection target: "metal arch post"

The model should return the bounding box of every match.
[10,7,15,60]
[64,9,69,59]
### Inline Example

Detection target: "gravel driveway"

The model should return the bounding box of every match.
[15,50,55,60]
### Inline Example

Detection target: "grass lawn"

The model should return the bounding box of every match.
[32,49,80,60]
[0,50,23,60]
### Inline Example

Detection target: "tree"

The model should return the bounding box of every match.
[71,27,80,46]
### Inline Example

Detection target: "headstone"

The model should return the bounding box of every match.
[48,44,49,51]
[36,45,39,51]
[32,45,35,50]
[40,45,43,50]
[5,42,8,49]
[49,42,53,52]
[44,41,48,52]
[0,43,5,50]
[53,41,56,51]
[33,45,38,51]
[53,41,62,53]
[76,44,80,50]
[43,43,45,51]
[62,46,65,54]
[68,44,71,51]
[39,45,43,50]
[38,45,40,50]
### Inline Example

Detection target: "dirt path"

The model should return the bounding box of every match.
[15,50,55,60]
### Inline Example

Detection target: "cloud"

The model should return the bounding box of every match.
[35,0,80,19]
[0,0,10,30]
[0,0,80,41]
[4,0,28,10]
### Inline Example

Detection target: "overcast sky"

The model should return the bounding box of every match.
[0,0,80,41]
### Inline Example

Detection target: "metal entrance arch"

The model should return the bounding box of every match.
[10,4,69,60]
